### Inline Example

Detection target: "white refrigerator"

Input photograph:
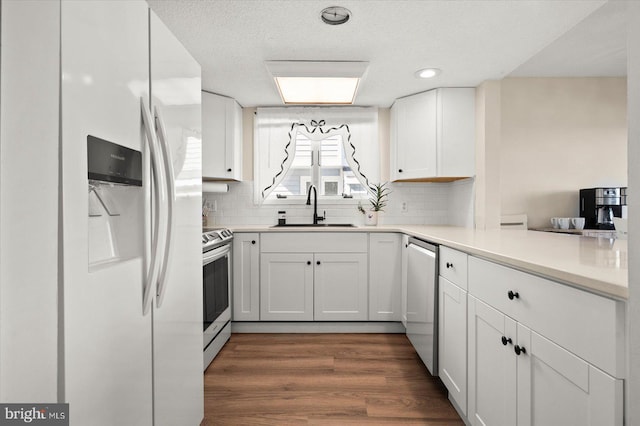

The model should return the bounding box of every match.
[0,1,203,425]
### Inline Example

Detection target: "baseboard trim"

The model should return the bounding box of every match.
[231,321,406,334]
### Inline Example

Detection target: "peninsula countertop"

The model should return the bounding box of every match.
[212,224,628,300]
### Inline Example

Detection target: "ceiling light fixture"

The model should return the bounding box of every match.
[415,68,442,79]
[320,6,351,25]
[265,61,369,105]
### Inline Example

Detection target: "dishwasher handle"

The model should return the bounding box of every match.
[407,237,437,253]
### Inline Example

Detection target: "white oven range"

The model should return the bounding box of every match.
[202,228,233,370]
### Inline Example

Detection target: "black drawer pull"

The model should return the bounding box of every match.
[501,336,512,346]
[316,261,321,265]
[307,261,311,265]
[446,262,454,269]
[514,345,527,356]
[508,290,520,300]
[251,240,256,244]
[227,168,232,172]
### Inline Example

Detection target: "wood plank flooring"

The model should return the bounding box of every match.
[203,333,464,425]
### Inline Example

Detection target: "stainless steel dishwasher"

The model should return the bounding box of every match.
[405,237,439,375]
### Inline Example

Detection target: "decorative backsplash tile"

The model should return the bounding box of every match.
[203,179,475,228]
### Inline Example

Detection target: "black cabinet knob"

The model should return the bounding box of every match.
[446,262,453,269]
[227,168,232,172]
[251,240,256,245]
[307,261,311,265]
[316,261,321,265]
[508,290,520,300]
[501,336,512,346]
[398,169,403,173]
[514,345,527,355]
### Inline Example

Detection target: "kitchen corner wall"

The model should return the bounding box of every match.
[203,178,474,227]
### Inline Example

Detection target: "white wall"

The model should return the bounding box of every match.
[499,77,627,229]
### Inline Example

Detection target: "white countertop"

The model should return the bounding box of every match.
[219,224,628,300]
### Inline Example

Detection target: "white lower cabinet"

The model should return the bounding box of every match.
[260,253,367,321]
[516,323,623,426]
[468,295,623,426]
[438,277,468,415]
[232,233,260,321]
[468,296,518,426]
[369,233,402,321]
[260,253,314,321]
[400,234,410,327]
[258,232,369,321]
[314,253,368,321]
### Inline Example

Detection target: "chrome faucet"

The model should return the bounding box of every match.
[306,185,325,224]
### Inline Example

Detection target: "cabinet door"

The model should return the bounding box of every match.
[260,253,313,321]
[226,99,243,180]
[369,233,402,321]
[314,253,368,321]
[232,233,260,321]
[437,88,475,177]
[392,91,437,180]
[400,234,409,327]
[516,324,623,426]
[438,277,467,415]
[468,296,517,426]
[202,92,242,180]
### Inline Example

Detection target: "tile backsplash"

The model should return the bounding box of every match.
[204,178,475,228]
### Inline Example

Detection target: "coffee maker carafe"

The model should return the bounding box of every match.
[579,187,627,230]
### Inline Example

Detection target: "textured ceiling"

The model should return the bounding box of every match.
[147,0,623,107]
[510,1,626,77]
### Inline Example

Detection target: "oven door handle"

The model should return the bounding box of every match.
[203,244,231,265]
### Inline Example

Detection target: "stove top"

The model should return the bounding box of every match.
[202,228,233,253]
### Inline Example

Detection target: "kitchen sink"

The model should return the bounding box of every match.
[271,223,356,228]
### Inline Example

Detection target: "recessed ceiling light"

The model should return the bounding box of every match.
[415,68,442,79]
[321,6,351,25]
[265,61,369,105]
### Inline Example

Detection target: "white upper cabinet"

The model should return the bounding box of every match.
[202,91,242,181]
[390,88,475,182]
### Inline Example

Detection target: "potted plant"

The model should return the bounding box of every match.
[358,182,390,226]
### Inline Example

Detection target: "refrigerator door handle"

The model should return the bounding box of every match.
[141,97,167,315]
[153,105,175,308]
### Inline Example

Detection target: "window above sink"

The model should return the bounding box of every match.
[253,107,380,205]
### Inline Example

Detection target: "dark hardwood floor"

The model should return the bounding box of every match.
[203,333,464,425]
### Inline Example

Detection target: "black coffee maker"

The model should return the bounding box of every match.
[579,187,627,230]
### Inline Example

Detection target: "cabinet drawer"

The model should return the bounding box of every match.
[260,232,368,253]
[468,256,625,378]
[439,246,468,290]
